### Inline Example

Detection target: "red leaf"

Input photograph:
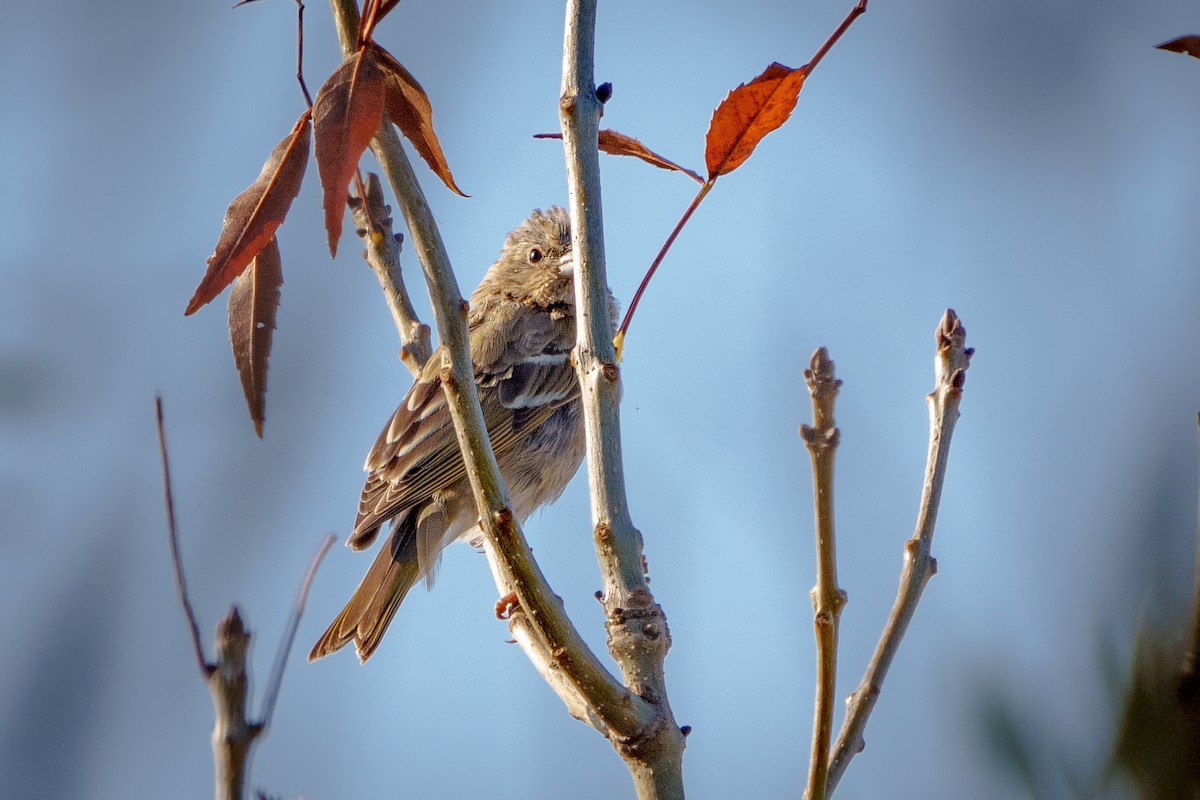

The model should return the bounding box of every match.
[314,47,386,257]
[704,62,806,179]
[227,237,283,437]
[185,110,310,316]
[1157,35,1200,60]
[373,45,467,197]
[535,129,703,184]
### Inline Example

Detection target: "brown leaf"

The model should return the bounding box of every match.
[227,237,283,437]
[534,129,703,183]
[185,110,310,316]
[373,45,467,197]
[1157,35,1200,60]
[704,62,806,179]
[314,47,386,257]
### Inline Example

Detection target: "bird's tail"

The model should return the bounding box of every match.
[309,510,420,663]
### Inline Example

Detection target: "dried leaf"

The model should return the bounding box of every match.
[705,62,806,179]
[227,237,283,437]
[373,45,466,197]
[1157,35,1200,60]
[534,129,703,184]
[314,47,385,257]
[185,110,310,316]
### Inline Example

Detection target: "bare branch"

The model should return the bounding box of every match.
[799,348,846,800]
[155,396,209,676]
[258,534,335,730]
[158,397,333,798]
[826,309,972,794]
[209,607,257,800]
[349,172,432,375]
[560,0,685,796]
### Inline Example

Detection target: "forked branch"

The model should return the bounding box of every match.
[155,397,333,800]
[825,310,972,795]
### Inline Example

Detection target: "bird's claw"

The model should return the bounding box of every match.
[495,591,520,620]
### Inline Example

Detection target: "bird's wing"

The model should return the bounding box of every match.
[351,306,577,547]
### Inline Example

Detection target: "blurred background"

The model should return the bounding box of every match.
[3,0,1200,797]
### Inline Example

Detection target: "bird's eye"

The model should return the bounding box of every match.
[527,247,543,264]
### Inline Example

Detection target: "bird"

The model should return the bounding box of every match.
[310,206,614,663]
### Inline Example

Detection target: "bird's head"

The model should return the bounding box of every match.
[480,206,575,310]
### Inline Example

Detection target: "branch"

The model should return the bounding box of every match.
[560,1,686,797]
[826,309,973,794]
[157,397,333,800]
[156,396,207,676]
[259,533,335,728]
[349,172,432,375]
[799,349,846,800]
[209,607,256,800]
[327,0,641,741]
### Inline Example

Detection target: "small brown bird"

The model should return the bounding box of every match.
[311,207,613,662]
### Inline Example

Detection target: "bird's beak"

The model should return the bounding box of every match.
[557,253,575,279]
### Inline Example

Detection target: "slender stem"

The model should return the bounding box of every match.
[155,396,209,676]
[561,0,685,796]
[358,0,382,45]
[349,172,432,375]
[617,179,713,344]
[800,349,846,800]
[802,0,868,78]
[295,0,313,108]
[258,534,334,729]
[328,0,645,740]
[826,310,972,795]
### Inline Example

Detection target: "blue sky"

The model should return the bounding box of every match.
[3,1,1200,798]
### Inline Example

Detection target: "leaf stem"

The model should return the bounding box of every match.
[802,0,868,78]
[617,178,714,344]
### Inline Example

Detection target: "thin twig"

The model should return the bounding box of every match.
[349,172,432,375]
[259,533,335,729]
[800,349,846,800]
[155,396,209,676]
[802,0,868,78]
[294,0,313,108]
[561,0,686,796]
[156,398,258,800]
[826,309,972,795]
[158,398,333,799]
